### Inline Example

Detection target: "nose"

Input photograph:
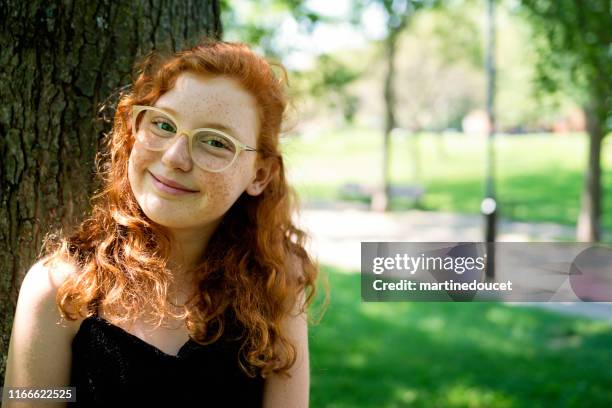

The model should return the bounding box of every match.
[161,133,193,172]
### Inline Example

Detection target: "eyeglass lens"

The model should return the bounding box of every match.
[133,108,238,171]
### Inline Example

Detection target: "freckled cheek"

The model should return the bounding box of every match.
[131,146,158,169]
[201,171,249,206]
[128,147,159,189]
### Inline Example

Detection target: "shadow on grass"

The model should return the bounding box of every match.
[310,265,612,408]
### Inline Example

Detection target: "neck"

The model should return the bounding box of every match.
[165,219,222,276]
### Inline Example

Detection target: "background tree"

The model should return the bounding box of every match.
[295,55,361,123]
[0,0,221,382]
[350,0,436,211]
[520,0,611,242]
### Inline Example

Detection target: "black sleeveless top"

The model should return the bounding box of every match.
[69,309,264,407]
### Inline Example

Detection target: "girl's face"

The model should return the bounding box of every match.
[128,72,269,230]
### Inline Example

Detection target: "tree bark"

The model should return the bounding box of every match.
[576,98,605,242]
[0,0,221,383]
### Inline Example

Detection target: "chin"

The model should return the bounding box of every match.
[144,212,192,229]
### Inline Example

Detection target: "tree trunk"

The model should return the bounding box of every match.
[0,0,221,383]
[373,32,399,212]
[576,100,605,242]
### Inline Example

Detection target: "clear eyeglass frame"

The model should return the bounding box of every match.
[131,105,258,173]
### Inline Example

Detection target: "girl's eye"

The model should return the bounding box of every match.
[153,120,176,133]
[206,139,230,149]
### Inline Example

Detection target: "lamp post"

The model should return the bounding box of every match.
[481,0,498,279]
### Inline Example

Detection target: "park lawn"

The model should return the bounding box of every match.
[283,127,612,230]
[309,265,612,408]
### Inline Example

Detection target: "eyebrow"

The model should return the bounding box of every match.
[154,104,241,138]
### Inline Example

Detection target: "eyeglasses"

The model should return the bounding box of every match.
[131,105,258,173]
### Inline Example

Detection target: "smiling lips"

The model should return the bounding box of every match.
[148,171,199,193]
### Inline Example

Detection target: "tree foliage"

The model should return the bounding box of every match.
[520,0,611,131]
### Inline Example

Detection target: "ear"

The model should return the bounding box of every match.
[246,157,278,196]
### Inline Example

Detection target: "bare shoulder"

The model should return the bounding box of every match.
[3,254,83,390]
[17,254,81,316]
[38,253,81,287]
[18,254,82,326]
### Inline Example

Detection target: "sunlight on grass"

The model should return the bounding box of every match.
[443,384,514,408]
[309,265,612,407]
[392,387,418,405]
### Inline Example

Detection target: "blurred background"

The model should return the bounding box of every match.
[221,0,612,406]
[1,0,610,406]
[222,0,611,242]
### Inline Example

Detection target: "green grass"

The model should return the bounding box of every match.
[283,128,612,229]
[309,265,612,407]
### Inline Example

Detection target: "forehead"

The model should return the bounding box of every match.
[153,72,259,144]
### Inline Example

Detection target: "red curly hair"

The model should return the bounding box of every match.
[41,39,325,379]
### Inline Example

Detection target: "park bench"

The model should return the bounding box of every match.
[339,183,425,210]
